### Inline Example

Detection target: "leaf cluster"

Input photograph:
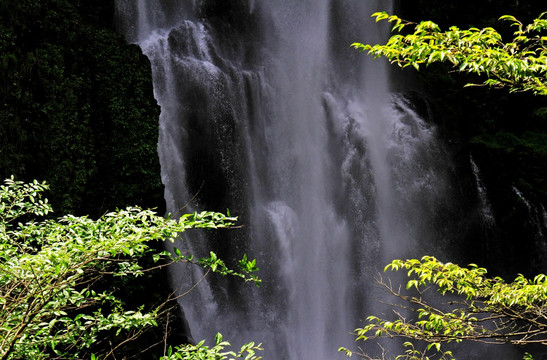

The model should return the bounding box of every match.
[353,12,547,95]
[341,256,547,359]
[160,333,262,360]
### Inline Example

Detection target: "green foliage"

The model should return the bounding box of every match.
[353,12,547,95]
[0,177,259,359]
[340,256,547,359]
[160,333,262,360]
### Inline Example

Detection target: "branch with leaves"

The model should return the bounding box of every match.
[339,256,547,359]
[160,333,263,360]
[352,12,547,95]
[0,177,260,360]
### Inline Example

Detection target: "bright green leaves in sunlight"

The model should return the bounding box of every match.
[160,333,263,360]
[353,12,547,95]
[339,256,547,360]
[0,177,259,360]
[196,251,261,286]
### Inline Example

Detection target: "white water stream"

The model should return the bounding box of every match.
[115,1,458,358]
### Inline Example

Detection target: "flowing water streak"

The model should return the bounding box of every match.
[513,186,547,244]
[114,1,459,358]
[470,155,495,226]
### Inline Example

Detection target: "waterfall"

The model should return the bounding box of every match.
[115,1,456,358]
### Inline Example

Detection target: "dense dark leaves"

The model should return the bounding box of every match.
[0,0,162,217]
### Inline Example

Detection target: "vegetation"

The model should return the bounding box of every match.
[352,12,547,94]
[0,177,260,359]
[160,333,262,360]
[339,256,547,359]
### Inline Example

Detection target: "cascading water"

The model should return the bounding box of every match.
[115,1,458,358]
[513,186,547,264]
[470,155,495,227]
